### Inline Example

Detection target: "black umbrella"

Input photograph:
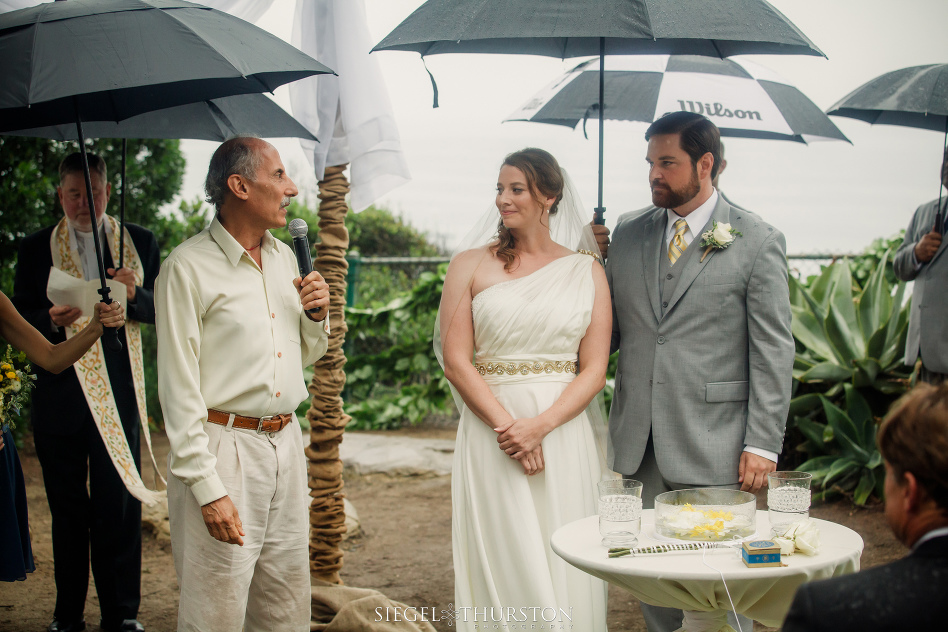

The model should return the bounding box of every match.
[826,64,948,230]
[373,0,824,223]
[0,0,334,349]
[9,93,319,267]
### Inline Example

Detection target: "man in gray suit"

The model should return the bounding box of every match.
[893,148,948,385]
[604,112,795,631]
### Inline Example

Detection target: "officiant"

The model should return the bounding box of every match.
[12,152,159,632]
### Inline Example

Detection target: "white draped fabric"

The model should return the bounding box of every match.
[199,0,275,25]
[2,0,411,212]
[289,0,410,211]
[204,0,411,212]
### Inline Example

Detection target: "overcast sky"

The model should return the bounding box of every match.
[176,0,948,255]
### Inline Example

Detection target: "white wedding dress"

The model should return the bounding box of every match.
[452,252,608,631]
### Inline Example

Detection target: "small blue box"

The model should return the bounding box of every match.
[741,540,783,567]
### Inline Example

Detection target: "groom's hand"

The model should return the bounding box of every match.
[495,418,547,459]
[590,221,611,260]
[739,451,776,492]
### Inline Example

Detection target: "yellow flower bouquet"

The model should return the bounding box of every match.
[0,346,36,431]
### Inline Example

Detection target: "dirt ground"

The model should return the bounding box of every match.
[0,427,906,632]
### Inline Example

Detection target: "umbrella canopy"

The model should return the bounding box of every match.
[827,63,948,231]
[7,92,318,142]
[826,63,948,132]
[374,0,824,222]
[6,91,318,269]
[0,0,333,350]
[0,0,335,132]
[373,0,825,58]
[507,55,849,144]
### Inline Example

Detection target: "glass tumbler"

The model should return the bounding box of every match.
[767,471,812,536]
[598,479,643,547]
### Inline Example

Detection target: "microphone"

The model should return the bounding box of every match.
[288,218,320,316]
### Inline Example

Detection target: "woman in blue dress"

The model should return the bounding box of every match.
[0,290,124,582]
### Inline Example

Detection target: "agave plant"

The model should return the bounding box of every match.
[790,251,911,400]
[795,387,884,505]
[787,251,912,504]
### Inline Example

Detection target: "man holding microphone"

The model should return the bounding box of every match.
[157,136,330,631]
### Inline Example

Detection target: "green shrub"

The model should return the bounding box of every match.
[344,267,453,429]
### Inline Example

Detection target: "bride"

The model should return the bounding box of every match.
[437,148,611,630]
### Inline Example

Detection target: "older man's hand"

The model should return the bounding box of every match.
[590,221,611,260]
[201,495,244,546]
[107,267,138,302]
[294,270,330,321]
[49,304,81,328]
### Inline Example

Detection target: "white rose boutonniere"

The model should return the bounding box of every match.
[772,519,821,556]
[699,221,742,262]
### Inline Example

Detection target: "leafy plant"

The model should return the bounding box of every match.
[344,266,454,429]
[787,251,912,504]
[849,231,905,287]
[795,386,884,505]
[790,250,911,399]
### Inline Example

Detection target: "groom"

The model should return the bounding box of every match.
[604,112,795,631]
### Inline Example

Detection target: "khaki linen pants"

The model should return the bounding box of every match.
[169,421,310,631]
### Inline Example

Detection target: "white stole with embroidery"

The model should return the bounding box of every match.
[50,216,165,505]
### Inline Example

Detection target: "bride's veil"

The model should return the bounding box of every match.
[433,168,614,477]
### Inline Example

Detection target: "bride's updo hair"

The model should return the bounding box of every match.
[493,147,565,270]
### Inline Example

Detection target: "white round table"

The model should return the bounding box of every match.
[551,510,864,630]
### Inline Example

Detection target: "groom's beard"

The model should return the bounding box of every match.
[650,166,701,210]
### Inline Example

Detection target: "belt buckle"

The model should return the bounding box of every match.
[256,415,274,434]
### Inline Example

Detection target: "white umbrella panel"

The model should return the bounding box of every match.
[508,55,849,145]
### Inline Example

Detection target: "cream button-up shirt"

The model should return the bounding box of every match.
[156,217,329,506]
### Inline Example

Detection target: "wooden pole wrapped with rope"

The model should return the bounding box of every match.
[306,163,351,585]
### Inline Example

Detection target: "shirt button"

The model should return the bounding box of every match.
[271,313,276,319]
[662,301,668,308]
[666,273,674,280]
[277,352,283,358]
[276,392,281,397]
[657,336,666,344]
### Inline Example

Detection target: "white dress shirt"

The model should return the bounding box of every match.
[70,219,109,281]
[156,217,329,506]
[664,189,777,464]
[663,189,718,249]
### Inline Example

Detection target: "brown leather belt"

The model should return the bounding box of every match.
[206,409,294,434]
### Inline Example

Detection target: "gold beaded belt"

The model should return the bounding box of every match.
[475,360,578,376]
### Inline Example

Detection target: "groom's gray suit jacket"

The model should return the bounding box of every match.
[606,196,794,484]
[893,198,948,374]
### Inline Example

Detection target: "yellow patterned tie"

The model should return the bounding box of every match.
[668,218,688,264]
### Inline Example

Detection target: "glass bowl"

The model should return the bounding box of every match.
[654,488,757,541]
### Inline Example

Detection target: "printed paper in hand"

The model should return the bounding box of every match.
[47,267,127,316]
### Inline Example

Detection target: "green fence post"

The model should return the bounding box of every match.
[342,251,360,404]
[346,250,361,307]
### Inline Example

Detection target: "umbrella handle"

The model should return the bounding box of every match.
[97,290,124,352]
[75,107,123,352]
[119,139,127,269]
[594,207,606,225]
